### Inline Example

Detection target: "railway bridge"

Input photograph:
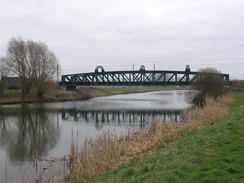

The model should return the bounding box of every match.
[61,65,229,90]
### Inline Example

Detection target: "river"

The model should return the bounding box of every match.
[0,90,194,182]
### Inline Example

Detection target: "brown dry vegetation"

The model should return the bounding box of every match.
[64,95,233,182]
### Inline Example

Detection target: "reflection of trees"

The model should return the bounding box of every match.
[0,109,11,146]
[0,106,60,162]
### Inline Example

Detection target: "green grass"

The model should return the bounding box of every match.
[89,92,244,183]
[2,89,21,97]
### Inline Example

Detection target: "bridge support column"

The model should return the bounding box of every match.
[185,65,191,84]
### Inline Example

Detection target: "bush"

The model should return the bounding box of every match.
[193,68,226,106]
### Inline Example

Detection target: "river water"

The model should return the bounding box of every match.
[0,90,193,181]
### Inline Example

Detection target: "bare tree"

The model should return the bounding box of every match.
[0,57,11,96]
[4,37,59,99]
[30,41,59,98]
[0,57,11,77]
[5,38,34,99]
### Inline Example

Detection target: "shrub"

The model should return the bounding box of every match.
[193,68,226,106]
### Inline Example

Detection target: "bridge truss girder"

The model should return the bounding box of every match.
[61,70,229,88]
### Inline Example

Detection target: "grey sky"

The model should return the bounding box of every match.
[0,0,244,79]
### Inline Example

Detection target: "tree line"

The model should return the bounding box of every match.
[0,37,60,99]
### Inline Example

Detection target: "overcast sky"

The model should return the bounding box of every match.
[0,0,244,79]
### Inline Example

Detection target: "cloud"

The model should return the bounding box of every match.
[0,0,244,79]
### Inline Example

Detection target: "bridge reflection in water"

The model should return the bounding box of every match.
[61,109,182,129]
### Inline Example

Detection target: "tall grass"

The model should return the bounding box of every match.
[65,95,233,182]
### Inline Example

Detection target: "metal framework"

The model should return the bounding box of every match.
[61,65,229,89]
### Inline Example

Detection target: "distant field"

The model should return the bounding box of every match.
[89,92,244,183]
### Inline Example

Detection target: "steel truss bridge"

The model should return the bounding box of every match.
[61,65,229,89]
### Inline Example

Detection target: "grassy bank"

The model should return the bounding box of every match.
[0,86,189,104]
[88,92,244,183]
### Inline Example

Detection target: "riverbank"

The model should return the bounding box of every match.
[86,92,244,183]
[61,93,235,182]
[0,86,190,105]
[1,92,241,183]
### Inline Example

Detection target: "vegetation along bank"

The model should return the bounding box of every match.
[56,91,243,183]
[83,92,244,183]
